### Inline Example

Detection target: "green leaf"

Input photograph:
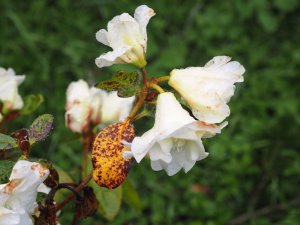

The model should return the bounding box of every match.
[95,80,122,91]
[92,183,122,221]
[29,114,54,144]
[118,74,142,98]
[122,180,141,212]
[0,160,15,183]
[113,71,139,85]
[20,94,44,115]
[0,133,17,150]
[95,71,142,97]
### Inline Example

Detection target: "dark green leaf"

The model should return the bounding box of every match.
[117,73,142,98]
[0,160,14,183]
[95,80,122,91]
[0,133,17,150]
[29,114,54,144]
[112,71,139,85]
[95,71,141,97]
[122,180,141,212]
[20,94,44,115]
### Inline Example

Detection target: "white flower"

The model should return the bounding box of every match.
[169,56,245,124]
[129,92,226,176]
[65,80,134,133]
[65,80,92,133]
[99,90,135,124]
[95,5,155,68]
[0,160,49,225]
[0,67,25,113]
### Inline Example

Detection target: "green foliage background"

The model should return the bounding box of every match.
[1,0,300,224]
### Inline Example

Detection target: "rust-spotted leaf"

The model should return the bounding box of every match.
[92,120,134,189]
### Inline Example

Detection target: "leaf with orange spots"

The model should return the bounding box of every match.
[92,120,135,189]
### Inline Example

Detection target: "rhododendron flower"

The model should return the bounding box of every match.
[95,5,155,68]
[129,92,226,176]
[0,67,25,113]
[169,56,245,124]
[0,160,49,225]
[65,80,92,133]
[65,80,134,133]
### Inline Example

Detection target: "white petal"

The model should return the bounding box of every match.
[134,5,155,48]
[37,183,51,194]
[66,80,91,105]
[150,160,163,171]
[204,56,231,68]
[65,103,91,133]
[3,161,49,214]
[122,151,133,160]
[149,143,172,163]
[96,29,109,46]
[95,47,129,68]
[0,207,20,225]
[169,56,245,123]
[131,129,157,163]
[100,91,134,123]
[89,87,103,124]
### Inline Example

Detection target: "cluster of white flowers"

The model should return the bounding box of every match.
[65,80,134,133]
[0,160,49,225]
[95,5,245,176]
[0,67,25,122]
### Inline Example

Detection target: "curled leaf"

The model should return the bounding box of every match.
[92,120,135,189]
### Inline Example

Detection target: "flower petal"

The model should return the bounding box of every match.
[95,47,129,68]
[0,206,20,225]
[96,29,109,46]
[134,5,155,47]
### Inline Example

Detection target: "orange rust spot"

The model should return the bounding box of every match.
[4,179,21,193]
[92,120,135,189]
[146,9,155,17]
[31,164,47,177]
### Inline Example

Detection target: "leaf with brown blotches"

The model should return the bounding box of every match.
[92,120,134,189]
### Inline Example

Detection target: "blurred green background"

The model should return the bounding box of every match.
[1,0,300,224]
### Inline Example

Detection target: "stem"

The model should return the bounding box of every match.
[132,110,150,121]
[147,82,165,94]
[46,184,82,205]
[141,67,148,85]
[128,67,149,119]
[155,75,170,83]
[55,172,93,212]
